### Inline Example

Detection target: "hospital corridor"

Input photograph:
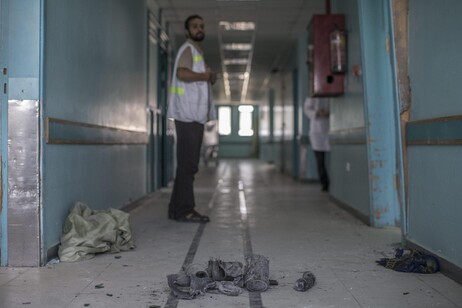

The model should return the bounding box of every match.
[1,0,462,307]
[1,160,462,307]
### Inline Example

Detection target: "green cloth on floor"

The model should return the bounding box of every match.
[58,202,136,262]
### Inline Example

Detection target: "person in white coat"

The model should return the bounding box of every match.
[303,97,330,191]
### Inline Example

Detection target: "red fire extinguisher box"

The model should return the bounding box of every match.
[307,14,345,97]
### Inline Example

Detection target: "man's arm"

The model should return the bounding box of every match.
[176,46,216,84]
[177,67,216,84]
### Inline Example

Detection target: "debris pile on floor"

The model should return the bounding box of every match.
[167,254,279,300]
[293,271,316,292]
[167,254,316,300]
[58,202,136,262]
[376,248,440,273]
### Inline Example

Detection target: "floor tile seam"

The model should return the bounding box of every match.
[416,275,461,307]
[64,262,113,308]
[238,180,266,308]
[164,176,224,308]
[202,186,244,248]
[328,264,366,308]
[0,268,32,288]
[124,191,169,214]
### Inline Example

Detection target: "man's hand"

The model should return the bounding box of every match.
[177,67,217,85]
[206,67,217,85]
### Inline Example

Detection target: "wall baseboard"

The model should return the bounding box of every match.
[121,192,161,213]
[329,195,370,226]
[406,240,462,286]
[330,198,462,285]
[46,244,59,265]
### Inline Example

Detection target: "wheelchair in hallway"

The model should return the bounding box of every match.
[202,121,219,167]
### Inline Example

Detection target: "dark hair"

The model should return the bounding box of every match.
[184,14,203,30]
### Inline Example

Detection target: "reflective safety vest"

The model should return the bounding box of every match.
[167,41,216,124]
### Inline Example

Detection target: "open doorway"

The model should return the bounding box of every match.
[217,105,259,159]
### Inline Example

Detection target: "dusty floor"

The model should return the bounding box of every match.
[1,160,461,308]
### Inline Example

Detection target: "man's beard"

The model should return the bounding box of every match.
[189,31,205,42]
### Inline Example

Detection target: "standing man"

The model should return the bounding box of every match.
[167,15,217,222]
[303,97,330,192]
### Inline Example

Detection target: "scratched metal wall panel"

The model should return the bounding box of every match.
[8,100,40,266]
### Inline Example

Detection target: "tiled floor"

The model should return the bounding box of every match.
[1,160,461,308]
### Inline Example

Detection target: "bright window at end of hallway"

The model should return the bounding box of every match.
[218,106,231,135]
[238,105,254,136]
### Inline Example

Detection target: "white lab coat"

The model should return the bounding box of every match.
[203,121,218,146]
[303,97,330,152]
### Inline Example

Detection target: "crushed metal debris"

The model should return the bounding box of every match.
[166,254,314,300]
[293,271,316,292]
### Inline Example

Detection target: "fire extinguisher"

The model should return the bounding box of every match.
[330,28,347,74]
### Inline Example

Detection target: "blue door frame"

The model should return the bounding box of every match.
[0,0,9,265]
[0,0,8,266]
[357,0,405,228]
[147,10,160,192]
[158,46,174,187]
[292,69,299,179]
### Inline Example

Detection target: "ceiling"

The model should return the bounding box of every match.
[155,0,326,104]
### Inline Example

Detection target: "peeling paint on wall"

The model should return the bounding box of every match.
[391,0,410,114]
[375,206,390,220]
[370,160,385,169]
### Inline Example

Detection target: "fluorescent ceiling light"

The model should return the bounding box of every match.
[223,59,249,65]
[222,43,252,51]
[238,105,254,112]
[219,21,255,31]
[227,73,246,80]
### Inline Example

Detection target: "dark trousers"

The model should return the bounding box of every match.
[314,150,329,190]
[169,120,204,218]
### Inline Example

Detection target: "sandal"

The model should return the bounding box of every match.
[176,210,210,223]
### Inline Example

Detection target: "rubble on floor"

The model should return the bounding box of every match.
[167,254,274,300]
[167,254,317,300]
[293,271,316,292]
[376,248,440,273]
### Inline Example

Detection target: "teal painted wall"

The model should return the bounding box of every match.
[330,143,369,215]
[296,35,317,180]
[260,81,285,170]
[294,1,367,193]
[328,0,369,216]
[42,0,148,254]
[259,90,275,163]
[282,139,294,175]
[270,69,295,174]
[407,146,462,266]
[330,0,365,132]
[44,0,147,128]
[8,0,40,100]
[409,1,462,120]
[407,0,462,267]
